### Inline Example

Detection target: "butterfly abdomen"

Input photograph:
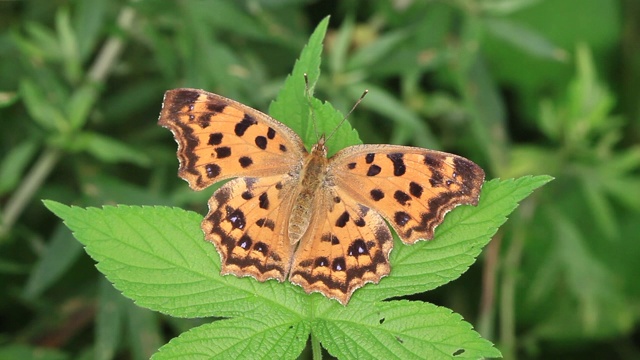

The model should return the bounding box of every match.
[288,145,330,244]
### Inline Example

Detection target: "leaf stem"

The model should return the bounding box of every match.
[311,331,322,360]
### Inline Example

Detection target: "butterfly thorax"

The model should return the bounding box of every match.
[287,139,329,245]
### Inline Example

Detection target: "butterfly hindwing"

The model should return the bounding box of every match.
[202,175,299,282]
[289,187,393,304]
[329,145,485,244]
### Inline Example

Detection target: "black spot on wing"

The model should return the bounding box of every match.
[234,114,257,136]
[424,153,442,168]
[208,133,223,145]
[387,153,406,176]
[239,156,253,168]
[255,135,267,150]
[254,241,269,256]
[370,189,385,201]
[394,211,411,227]
[256,218,275,230]
[197,113,212,128]
[205,164,221,178]
[409,181,423,198]
[430,170,444,187]
[215,147,231,158]
[332,257,346,272]
[367,165,381,176]
[227,208,246,230]
[259,192,269,209]
[365,153,375,164]
[335,211,350,228]
[394,190,411,205]
[267,127,276,139]
[315,257,329,267]
[348,239,369,257]
[321,233,340,244]
[238,234,252,249]
[207,102,226,113]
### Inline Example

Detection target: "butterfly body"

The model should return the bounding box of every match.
[288,139,329,244]
[159,88,485,304]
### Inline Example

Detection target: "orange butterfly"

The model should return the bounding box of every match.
[159,88,484,304]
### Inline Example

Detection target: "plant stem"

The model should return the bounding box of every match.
[0,148,61,238]
[499,201,535,359]
[87,5,136,83]
[477,232,502,339]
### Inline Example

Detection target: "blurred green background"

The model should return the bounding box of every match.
[1,0,639,359]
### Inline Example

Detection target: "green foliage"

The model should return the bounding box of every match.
[42,170,549,359]
[2,1,639,359]
[41,22,550,357]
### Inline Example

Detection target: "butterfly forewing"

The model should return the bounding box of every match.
[158,89,307,190]
[329,145,485,244]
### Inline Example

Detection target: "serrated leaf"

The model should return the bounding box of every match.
[45,175,549,359]
[153,317,310,360]
[316,300,501,359]
[269,16,329,147]
[42,200,308,318]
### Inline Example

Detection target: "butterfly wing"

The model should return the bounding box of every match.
[329,145,485,244]
[288,184,393,304]
[203,175,299,281]
[159,88,308,282]
[158,88,307,190]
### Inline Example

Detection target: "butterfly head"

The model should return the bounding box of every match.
[310,134,328,158]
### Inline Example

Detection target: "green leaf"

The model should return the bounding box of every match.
[56,7,81,82]
[42,201,307,318]
[485,18,566,61]
[44,175,549,359]
[153,317,310,359]
[0,140,38,196]
[269,16,331,149]
[316,301,501,359]
[67,84,98,130]
[19,79,68,132]
[76,132,151,166]
[22,223,83,299]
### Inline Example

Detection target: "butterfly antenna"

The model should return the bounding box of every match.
[325,89,368,143]
[303,73,320,143]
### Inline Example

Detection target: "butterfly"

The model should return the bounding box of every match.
[158,88,485,305]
